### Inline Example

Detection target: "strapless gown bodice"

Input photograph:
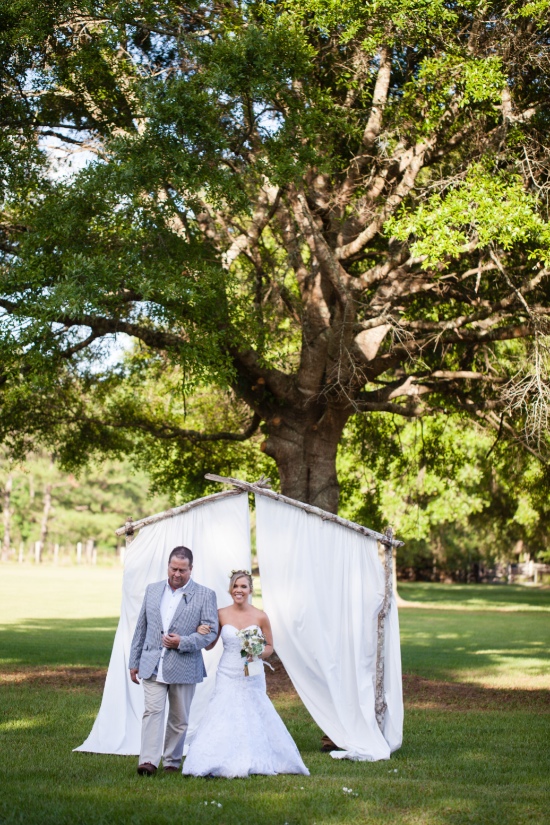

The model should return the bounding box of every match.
[182,624,309,778]
[216,624,264,681]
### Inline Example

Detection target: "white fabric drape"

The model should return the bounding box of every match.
[255,495,403,761]
[75,493,251,755]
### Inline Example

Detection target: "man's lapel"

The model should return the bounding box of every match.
[151,581,165,625]
[171,580,196,627]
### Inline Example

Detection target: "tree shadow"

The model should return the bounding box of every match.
[399,608,550,685]
[0,617,118,669]
[398,582,550,610]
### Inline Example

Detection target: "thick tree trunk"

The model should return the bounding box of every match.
[261,407,349,513]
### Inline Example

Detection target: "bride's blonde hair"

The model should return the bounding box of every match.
[229,569,253,594]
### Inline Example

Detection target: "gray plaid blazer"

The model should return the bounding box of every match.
[129,579,218,684]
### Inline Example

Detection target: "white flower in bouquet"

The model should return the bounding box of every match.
[236,627,266,660]
[236,627,267,675]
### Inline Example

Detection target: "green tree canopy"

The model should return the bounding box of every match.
[1,0,549,512]
[338,411,550,574]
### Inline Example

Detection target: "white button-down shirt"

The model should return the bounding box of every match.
[156,579,192,684]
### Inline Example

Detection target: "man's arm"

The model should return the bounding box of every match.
[129,590,148,675]
[177,589,219,653]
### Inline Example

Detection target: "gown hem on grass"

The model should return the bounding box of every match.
[182,624,309,778]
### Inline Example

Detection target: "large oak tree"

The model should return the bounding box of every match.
[1,0,549,512]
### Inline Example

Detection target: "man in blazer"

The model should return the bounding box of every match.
[129,545,218,775]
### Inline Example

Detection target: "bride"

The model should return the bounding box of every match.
[182,570,309,778]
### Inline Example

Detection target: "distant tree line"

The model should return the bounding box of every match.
[0,452,171,561]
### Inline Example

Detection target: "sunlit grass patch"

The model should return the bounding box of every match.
[399,609,550,688]
[0,565,123,623]
[399,582,550,612]
[0,717,43,732]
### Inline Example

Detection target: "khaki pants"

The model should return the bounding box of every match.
[140,676,196,769]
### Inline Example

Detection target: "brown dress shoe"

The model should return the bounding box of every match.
[320,735,344,753]
[163,766,179,773]
[137,762,157,776]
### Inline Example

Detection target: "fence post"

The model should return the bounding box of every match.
[85,539,94,564]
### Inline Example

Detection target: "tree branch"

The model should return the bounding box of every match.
[335,136,437,260]
[336,46,392,212]
[475,410,548,463]
[367,323,534,379]
[59,331,101,358]
[0,299,185,351]
[77,411,262,443]
[223,185,281,269]
[360,370,504,404]
[292,191,351,300]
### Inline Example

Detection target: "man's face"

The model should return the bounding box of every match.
[167,557,192,590]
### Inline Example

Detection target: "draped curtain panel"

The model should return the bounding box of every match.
[75,493,251,755]
[255,495,403,761]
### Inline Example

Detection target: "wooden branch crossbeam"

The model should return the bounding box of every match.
[115,474,404,549]
[114,489,244,537]
[204,474,404,547]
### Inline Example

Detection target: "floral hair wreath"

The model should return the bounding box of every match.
[228,569,254,593]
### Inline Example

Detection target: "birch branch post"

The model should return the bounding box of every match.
[375,526,394,733]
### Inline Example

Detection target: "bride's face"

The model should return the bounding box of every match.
[232,576,251,605]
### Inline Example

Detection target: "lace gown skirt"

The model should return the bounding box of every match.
[182,625,309,778]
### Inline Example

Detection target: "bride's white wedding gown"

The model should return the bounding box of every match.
[182,624,310,778]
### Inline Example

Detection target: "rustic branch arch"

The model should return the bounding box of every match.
[117,475,403,737]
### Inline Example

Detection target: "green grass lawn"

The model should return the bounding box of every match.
[399,609,549,689]
[398,581,550,611]
[1,567,549,825]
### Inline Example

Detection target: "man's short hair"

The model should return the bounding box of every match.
[169,546,193,566]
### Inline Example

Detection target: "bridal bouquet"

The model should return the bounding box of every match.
[236,627,266,676]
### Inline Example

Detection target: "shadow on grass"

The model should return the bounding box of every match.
[3,610,549,688]
[398,582,550,610]
[403,673,550,711]
[0,617,118,669]
[399,608,550,684]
